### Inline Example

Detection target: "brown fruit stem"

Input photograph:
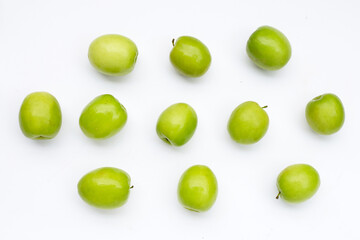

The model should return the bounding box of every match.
[276,191,281,199]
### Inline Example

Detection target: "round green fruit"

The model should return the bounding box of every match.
[78,167,131,209]
[227,101,269,144]
[88,34,138,76]
[156,103,197,146]
[276,164,320,203]
[79,94,127,139]
[19,92,62,139]
[170,36,211,77]
[305,93,345,135]
[178,165,218,212]
[246,26,291,70]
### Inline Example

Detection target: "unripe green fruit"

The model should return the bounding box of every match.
[78,167,132,209]
[305,93,345,135]
[276,164,320,203]
[227,101,269,144]
[19,92,62,139]
[79,94,127,139]
[178,165,218,212]
[246,26,291,70]
[170,36,211,77]
[156,103,197,146]
[88,34,138,76]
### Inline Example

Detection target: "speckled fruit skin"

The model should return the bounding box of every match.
[79,94,127,139]
[277,164,320,203]
[305,93,345,135]
[77,167,131,209]
[246,26,291,70]
[19,92,62,139]
[156,103,197,146]
[170,36,211,77]
[178,165,218,212]
[227,101,269,144]
[88,34,138,76]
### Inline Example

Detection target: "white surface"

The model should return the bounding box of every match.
[0,0,359,239]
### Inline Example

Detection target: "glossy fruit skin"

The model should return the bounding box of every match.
[277,164,320,203]
[88,34,138,76]
[246,26,291,70]
[227,101,269,144]
[156,103,197,146]
[178,165,218,212]
[305,93,345,135]
[170,36,211,77]
[19,92,62,139]
[79,94,127,139]
[78,167,131,209]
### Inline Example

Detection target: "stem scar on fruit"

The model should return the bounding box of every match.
[163,137,171,145]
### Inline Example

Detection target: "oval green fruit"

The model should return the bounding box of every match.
[170,36,211,77]
[19,92,62,139]
[276,164,320,203]
[227,101,269,144]
[156,103,197,146]
[305,93,345,135]
[79,94,127,139]
[88,34,138,76]
[246,26,291,70]
[78,167,131,209]
[178,165,218,212]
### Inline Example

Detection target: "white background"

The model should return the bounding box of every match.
[0,0,359,239]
